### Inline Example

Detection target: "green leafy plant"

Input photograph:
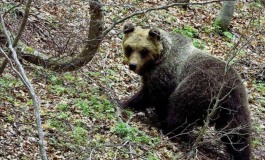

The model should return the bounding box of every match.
[254,81,265,93]
[48,75,63,85]
[57,103,68,111]
[147,153,160,160]
[0,76,22,99]
[105,69,119,81]
[192,39,206,50]
[0,76,21,88]
[226,42,234,48]
[24,47,35,54]
[250,1,263,8]
[47,74,68,95]
[75,119,86,127]
[213,21,235,40]
[7,115,15,123]
[213,19,221,32]
[75,99,90,114]
[58,112,70,119]
[87,71,100,77]
[173,25,205,50]
[203,26,212,33]
[173,25,199,38]
[49,85,67,95]
[223,31,234,40]
[252,137,262,147]
[258,102,265,112]
[2,2,17,13]
[26,100,33,105]
[72,127,88,144]
[253,81,265,110]
[112,122,130,137]
[64,74,76,81]
[111,122,153,144]
[48,119,63,131]
[73,91,115,120]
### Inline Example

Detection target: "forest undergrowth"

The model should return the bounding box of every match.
[0,0,264,159]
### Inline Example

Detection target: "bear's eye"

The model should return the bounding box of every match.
[140,48,149,58]
[125,46,132,56]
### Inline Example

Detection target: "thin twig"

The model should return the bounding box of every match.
[0,0,33,74]
[3,0,24,17]
[103,0,223,36]
[0,47,23,77]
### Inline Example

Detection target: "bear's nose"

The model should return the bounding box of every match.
[129,64,137,71]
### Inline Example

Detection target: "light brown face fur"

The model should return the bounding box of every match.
[122,26,163,75]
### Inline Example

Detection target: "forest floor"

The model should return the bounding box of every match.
[0,0,265,159]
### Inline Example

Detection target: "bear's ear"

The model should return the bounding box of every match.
[123,23,134,34]
[149,29,161,40]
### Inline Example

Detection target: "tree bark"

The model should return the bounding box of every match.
[215,0,236,31]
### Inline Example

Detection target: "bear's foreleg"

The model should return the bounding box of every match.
[122,87,150,110]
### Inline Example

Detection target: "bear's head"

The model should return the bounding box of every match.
[122,23,163,75]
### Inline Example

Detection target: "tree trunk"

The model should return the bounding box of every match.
[12,0,104,72]
[215,0,236,31]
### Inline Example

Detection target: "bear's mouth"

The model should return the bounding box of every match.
[133,61,155,76]
[130,66,141,75]
[127,63,141,75]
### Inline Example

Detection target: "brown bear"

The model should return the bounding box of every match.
[121,23,251,160]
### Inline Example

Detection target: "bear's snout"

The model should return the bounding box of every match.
[129,63,137,71]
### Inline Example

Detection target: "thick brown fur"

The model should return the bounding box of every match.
[121,23,251,160]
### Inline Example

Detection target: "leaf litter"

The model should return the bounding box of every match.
[0,0,264,159]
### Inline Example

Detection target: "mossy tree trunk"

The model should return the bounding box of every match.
[215,0,236,31]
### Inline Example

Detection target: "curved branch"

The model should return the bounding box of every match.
[18,0,222,72]
[21,0,104,72]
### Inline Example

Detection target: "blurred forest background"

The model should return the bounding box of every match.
[0,0,264,159]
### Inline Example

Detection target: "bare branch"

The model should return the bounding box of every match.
[3,0,24,18]
[0,0,33,74]
[0,14,48,160]
[19,0,224,72]
[0,47,23,77]
[20,0,104,72]
[103,0,223,36]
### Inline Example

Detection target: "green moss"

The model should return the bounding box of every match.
[24,46,35,54]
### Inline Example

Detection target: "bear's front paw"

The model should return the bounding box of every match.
[120,100,140,110]
[119,100,130,108]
